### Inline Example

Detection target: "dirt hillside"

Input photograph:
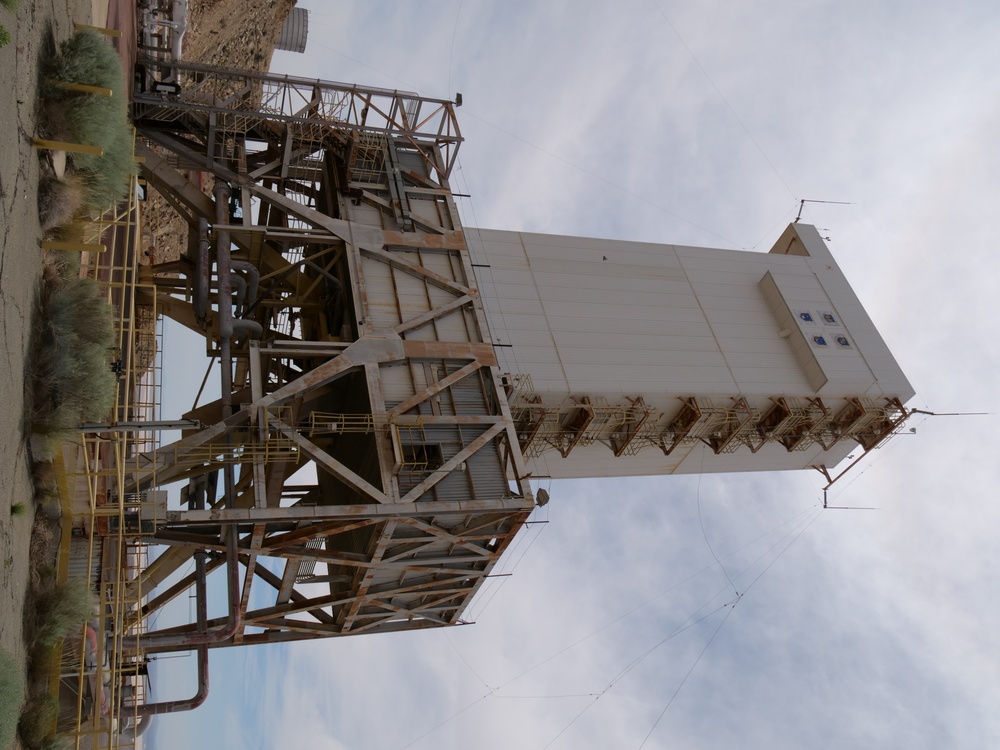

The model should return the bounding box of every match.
[143,0,297,262]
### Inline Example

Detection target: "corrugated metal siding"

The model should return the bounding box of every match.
[396,424,507,501]
[391,363,508,501]
[473,228,835,399]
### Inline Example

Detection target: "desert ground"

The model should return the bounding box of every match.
[1,0,95,712]
[1,3,292,746]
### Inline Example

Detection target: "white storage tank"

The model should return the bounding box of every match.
[276,7,309,54]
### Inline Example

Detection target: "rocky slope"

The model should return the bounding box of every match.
[143,0,297,262]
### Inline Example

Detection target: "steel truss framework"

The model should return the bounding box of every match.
[128,59,534,650]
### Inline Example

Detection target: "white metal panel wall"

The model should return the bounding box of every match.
[770,224,914,400]
[473,226,912,401]
[528,431,852,479]
[469,225,914,479]
[473,229,818,399]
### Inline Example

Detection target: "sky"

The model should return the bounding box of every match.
[147,1,1000,748]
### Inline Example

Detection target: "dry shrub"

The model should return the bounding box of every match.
[27,518,56,592]
[31,461,62,518]
[18,693,57,747]
[40,736,72,750]
[30,273,116,434]
[41,29,134,213]
[26,579,94,651]
[31,460,57,490]
[0,648,26,750]
[37,173,86,232]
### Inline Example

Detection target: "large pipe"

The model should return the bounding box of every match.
[136,184,241,653]
[119,714,153,742]
[215,183,234,342]
[194,217,210,324]
[229,272,247,313]
[232,318,263,341]
[133,551,210,717]
[231,260,259,317]
[169,0,189,63]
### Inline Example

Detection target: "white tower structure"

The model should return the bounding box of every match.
[471,222,913,479]
[126,66,915,657]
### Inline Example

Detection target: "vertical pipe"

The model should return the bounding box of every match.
[213,182,241,654]
[134,552,210,716]
[194,218,210,324]
[215,180,240,656]
[136,184,241,653]
[215,182,234,344]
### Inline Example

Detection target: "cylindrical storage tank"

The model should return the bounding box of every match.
[276,7,309,53]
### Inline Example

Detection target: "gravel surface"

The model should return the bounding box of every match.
[1,1,291,743]
[0,0,92,739]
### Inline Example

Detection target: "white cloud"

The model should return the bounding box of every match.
[156,1,1000,747]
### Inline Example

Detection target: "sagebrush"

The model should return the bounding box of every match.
[28,578,95,651]
[31,274,116,433]
[42,29,133,212]
[0,648,26,750]
[18,693,57,747]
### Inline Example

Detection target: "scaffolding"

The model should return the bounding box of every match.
[506,385,907,461]
[54,140,169,749]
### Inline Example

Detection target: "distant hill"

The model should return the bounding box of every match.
[142,0,297,263]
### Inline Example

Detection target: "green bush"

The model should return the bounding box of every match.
[43,29,134,211]
[18,693,57,747]
[40,737,73,750]
[29,579,95,650]
[0,648,26,750]
[32,275,116,434]
[1,0,16,48]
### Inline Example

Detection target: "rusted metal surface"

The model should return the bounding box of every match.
[124,63,534,664]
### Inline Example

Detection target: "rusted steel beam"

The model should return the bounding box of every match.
[189,618,444,648]
[365,362,400,503]
[389,517,494,559]
[130,555,226,626]
[136,141,216,221]
[395,414,503,425]
[339,519,398,630]
[348,601,457,633]
[126,408,252,490]
[393,294,473,336]
[275,421,390,504]
[361,245,472,297]
[165,496,534,525]
[250,618,344,636]
[274,559,301,606]
[234,523,267,644]
[242,555,336,624]
[256,334,405,410]
[382,229,467,251]
[262,519,382,551]
[401,339,496,365]
[388,360,484,417]
[249,575,477,626]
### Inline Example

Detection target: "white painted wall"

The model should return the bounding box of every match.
[469,223,914,478]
